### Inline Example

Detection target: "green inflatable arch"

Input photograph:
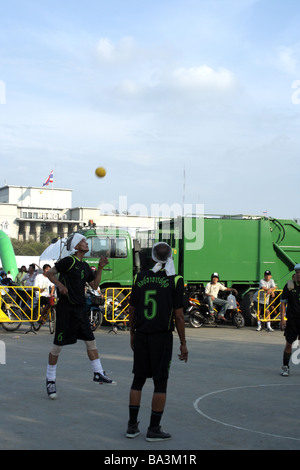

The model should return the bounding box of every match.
[0,230,18,280]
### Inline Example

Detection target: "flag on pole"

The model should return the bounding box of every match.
[43,170,54,187]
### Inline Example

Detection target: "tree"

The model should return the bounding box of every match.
[11,232,58,256]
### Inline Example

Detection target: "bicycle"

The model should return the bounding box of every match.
[32,295,57,334]
[1,302,22,331]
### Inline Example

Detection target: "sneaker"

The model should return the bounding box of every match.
[93,371,116,385]
[256,325,262,331]
[146,426,172,442]
[126,421,140,439]
[46,379,57,399]
[281,366,289,377]
[267,327,274,332]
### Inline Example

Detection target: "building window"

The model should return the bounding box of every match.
[1,220,9,233]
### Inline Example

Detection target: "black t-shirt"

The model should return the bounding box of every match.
[281,282,300,318]
[55,255,95,306]
[0,277,14,286]
[130,269,184,334]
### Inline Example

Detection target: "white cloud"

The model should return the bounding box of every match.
[96,36,138,63]
[170,65,236,91]
[274,46,298,74]
[111,63,237,111]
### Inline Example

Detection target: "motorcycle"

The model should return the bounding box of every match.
[184,288,245,329]
[104,296,128,332]
[85,288,104,331]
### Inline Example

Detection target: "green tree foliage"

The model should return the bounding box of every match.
[11,232,58,256]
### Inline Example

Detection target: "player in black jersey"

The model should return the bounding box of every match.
[280,264,300,376]
[126,242,188,442]
[44,234,116,399]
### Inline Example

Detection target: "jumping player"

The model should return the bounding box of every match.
[126,242,188,442]
[45,233,116,399]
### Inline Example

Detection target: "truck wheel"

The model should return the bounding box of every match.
[240,292,256,326]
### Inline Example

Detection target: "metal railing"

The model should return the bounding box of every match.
[0,286,40,323]
[104,288,131,323]
[255,289,284,322]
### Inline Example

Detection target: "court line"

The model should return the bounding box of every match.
[193,383,300,442]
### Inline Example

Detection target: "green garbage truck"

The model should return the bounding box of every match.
[151,215,300,324]
[65,215,300,325]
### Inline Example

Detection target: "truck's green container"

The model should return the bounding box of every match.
[156,215,300,294]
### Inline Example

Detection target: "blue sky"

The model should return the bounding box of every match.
[1,0,300,219]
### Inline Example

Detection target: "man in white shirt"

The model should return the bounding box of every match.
[205,272,237,318]
[22,263,38,287]
[35,264,55,321]
[19,263,38,309]
[254,270,276,332]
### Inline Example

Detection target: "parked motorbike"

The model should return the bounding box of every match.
[85,288,104,331]
[184,288,245,329]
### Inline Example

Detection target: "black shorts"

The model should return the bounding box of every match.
[40,296,50,307]
[254,301,271,317]
[284,316,300,345]
[133,331,173,381]
[54,299,95,346]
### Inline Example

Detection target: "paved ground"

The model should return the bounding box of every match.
[1,321,300,452]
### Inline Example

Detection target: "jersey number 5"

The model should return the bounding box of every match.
[144,290,157,320]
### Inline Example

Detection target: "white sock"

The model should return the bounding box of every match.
[46,364,57,381]
[91,358,104,375]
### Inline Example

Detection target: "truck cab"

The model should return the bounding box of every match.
[63,228,137,289]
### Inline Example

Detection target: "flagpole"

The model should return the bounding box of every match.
[183,165,186,217]
[51,168,54,216]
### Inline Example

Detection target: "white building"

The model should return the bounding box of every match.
[0,185,156,242]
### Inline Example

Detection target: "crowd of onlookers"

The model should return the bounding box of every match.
[0,264,55,304]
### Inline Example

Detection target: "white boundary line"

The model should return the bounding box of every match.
[193,383,300,442]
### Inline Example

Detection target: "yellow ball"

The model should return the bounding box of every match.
[95,167,106,178]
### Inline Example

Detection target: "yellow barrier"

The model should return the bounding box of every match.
[0,286,40,323]
[104,288,131,323]
[255,289,284,322]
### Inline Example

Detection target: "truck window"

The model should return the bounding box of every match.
[85,237,92,257]
[113,238,127,258]
[90,237,110,257]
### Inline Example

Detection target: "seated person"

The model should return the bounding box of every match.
[0,271,14,286]
[205,272,237,318]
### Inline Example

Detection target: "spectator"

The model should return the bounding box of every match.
[0,271,14,286]
[22,264,38,287]
[20,264,38,309]
[253,270,276,332]
[15,266,27,285]
[35,264,55,323]
[205,272,237,318]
